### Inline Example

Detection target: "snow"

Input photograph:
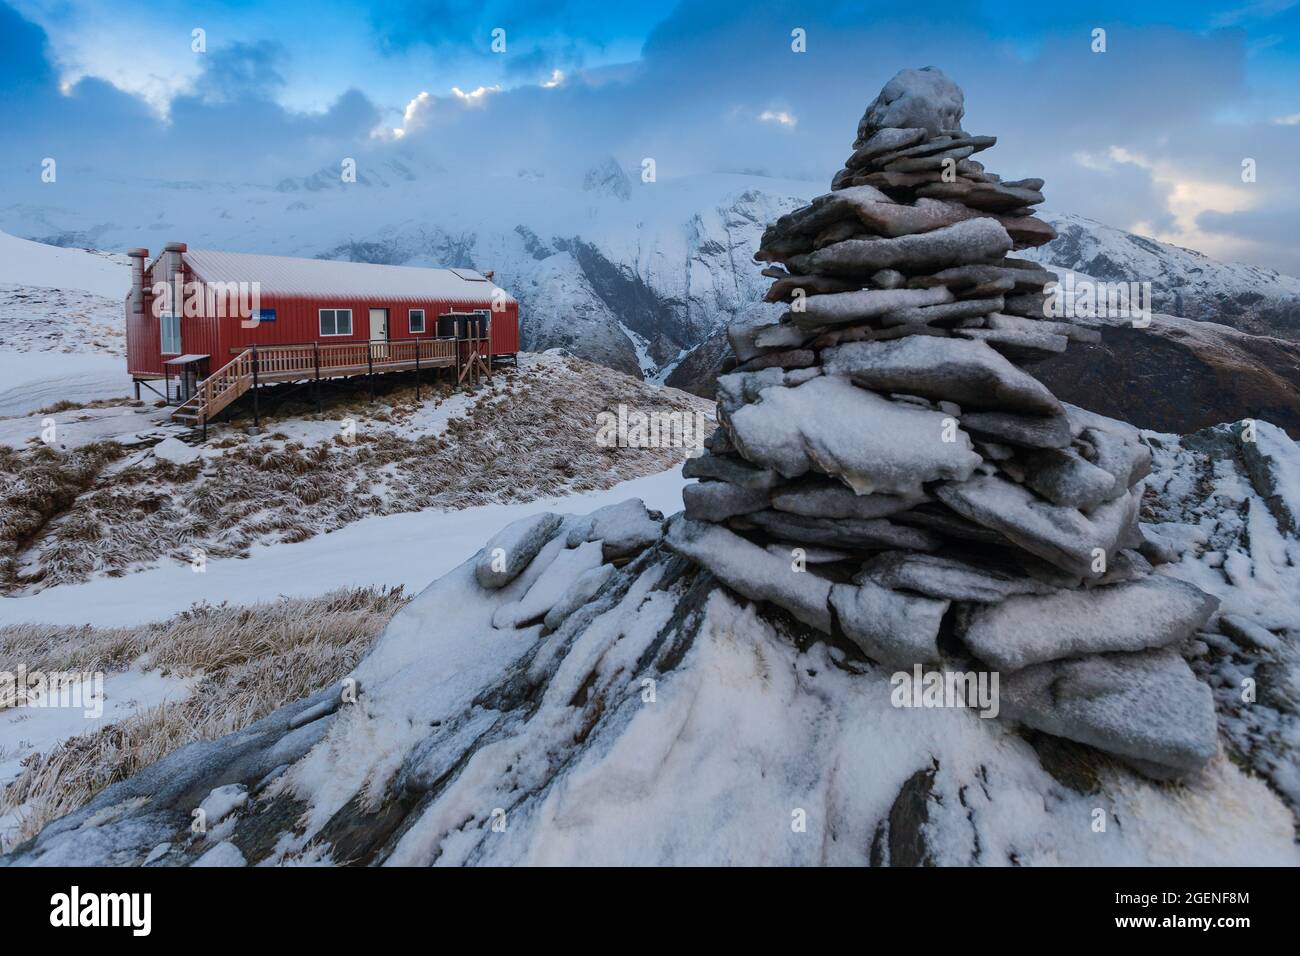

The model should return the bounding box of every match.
[475,513,564,589]
[0,231,129,300]
[152,436,201,465]
[348,577,1296,865]
[182,247,514,304]
[824,337,1062,415]
[665,516,832,632]
[935,475,1140,578]
[0,351,133,418]
[0,403,173,450]
[492,539,604,628]
[562,497,665,558]
[617,321,657,379]
[192,841,246,867]
[1001,647,1219,774]
[0,669,193,786]
[197,784,248,826]
[543,564,616,631]
[0,465,691,629]
[961,576,1219,672]
[728,374,981,496]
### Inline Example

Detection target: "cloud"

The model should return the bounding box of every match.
[0,3,381,182]
[450,84,501,106]
[196,41,288,104]
[758,110,797,128]
[3,0,1300,273]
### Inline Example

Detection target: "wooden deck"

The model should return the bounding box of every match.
[171,337,490,431]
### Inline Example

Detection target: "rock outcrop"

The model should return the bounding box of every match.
[668,66,1222,778]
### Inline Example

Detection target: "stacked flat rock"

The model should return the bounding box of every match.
[666,67,1222,779]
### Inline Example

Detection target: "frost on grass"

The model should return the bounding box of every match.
[0,586,406,851]
[0,353,711,592]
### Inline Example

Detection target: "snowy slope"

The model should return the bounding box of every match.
[0,465,691,629]
[7,422,1300,866]
[0,231,132,415]
[0,231,128,299]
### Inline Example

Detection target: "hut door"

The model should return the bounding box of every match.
[369,308,389,359]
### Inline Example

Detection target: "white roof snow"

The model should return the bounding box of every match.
[181,248,513,304]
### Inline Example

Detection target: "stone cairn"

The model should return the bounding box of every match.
[666,67,1222,779]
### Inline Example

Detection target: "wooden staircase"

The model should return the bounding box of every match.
[170,349,255,428]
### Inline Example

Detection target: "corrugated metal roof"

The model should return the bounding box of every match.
[182,249,514,303]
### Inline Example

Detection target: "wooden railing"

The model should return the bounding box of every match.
[237,338,461,376]
[171,337,466,428]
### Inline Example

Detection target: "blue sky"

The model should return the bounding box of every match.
[3,0,1300,272]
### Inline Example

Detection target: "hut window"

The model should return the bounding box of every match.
[161,312,181,354]
[319,308,353,336]
[409,308,425,333]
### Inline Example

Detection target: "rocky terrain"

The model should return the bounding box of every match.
[4,418,1297,866]
[6,68,1297,869]
[1029,311,1300,438]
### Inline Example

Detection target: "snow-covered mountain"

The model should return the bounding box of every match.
[8,162,1298,391]
[1024,212,1300,339]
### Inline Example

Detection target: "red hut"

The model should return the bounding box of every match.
[124,242,520,429]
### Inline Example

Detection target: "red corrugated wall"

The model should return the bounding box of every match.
[125,259,521,377]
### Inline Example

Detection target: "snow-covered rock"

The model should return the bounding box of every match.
[152,437,201,465]
[7,462,1299,866]
[960,576,1219,672]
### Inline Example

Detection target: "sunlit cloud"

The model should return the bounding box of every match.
[1272,112,1300,125]
[758,109,797,128]
[1101,145,1262,261]
[450,84,500,106]
[542,69,565,88]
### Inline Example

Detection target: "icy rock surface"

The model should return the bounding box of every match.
[474,512,563,588]
[564,497,665,560]
[857,66,965,140]
[664,516,831,632]
[1000,648,1219,775]
[726,374,981,495]
[960,576,1220,672]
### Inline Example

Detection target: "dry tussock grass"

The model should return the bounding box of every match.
[0,442,127,589]
[0,586,408,849]
[13,357,712,588]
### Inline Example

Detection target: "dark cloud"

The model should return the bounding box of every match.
[197,40,289,102]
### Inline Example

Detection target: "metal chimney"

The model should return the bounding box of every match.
[127,248,149,316]
[163,242,187,314]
